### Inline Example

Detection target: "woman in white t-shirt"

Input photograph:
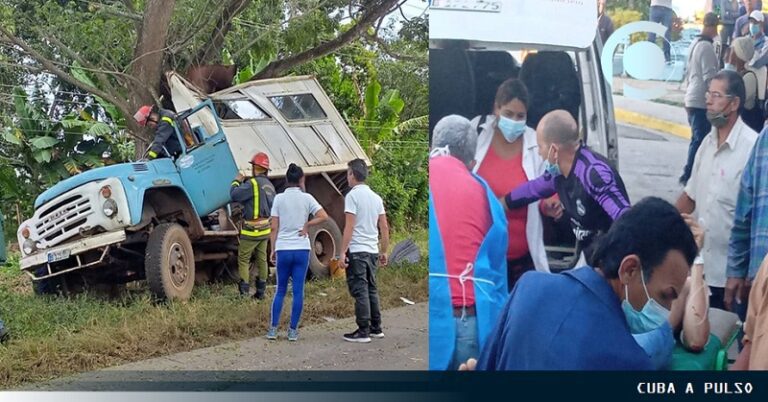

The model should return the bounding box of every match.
[267,163,328,341]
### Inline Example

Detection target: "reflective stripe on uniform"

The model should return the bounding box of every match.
[148,150,158,158]
[161,116,175,126]
[241,178,271,236]
[241,227,271,237]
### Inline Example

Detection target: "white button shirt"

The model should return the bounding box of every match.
[685,117,758,288]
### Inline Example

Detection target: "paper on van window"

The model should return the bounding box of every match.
[429,0,598,50]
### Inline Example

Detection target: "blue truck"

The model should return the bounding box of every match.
[16,72,370,300]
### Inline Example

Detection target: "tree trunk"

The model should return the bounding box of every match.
[130,0,177,158]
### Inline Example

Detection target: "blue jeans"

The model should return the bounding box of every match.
[648,5,674,61]
[450,314,479,370]
[270,250,310,330]
[681,108,711,185]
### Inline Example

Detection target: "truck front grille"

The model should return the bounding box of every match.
[34,194,93,246]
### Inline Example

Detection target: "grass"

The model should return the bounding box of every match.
[0,228,427,389]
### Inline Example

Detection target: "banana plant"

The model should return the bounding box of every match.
[1,87,111,187]
[354,77,405,156]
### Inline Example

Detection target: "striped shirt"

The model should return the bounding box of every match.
[728,126,768,281]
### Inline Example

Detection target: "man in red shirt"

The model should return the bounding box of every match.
[429,115,506,370]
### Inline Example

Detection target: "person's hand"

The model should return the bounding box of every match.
[682,213,704,251]
[379,253,388,266]
[724,277,746,311]
[299,224,309,237]
[541,199,564,220]
[458,358,477,371]
[336,255,346,270]
[270,251,276,265]
[235,173,245,182]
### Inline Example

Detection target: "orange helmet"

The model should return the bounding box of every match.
[133,105,153,126]
[250,152,270,170]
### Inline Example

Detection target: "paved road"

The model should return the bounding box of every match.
[617,123,689,203]
[31,302,427,389]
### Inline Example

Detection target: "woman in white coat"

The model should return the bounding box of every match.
[471,79,560,291]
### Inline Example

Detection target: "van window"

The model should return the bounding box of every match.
[214,98,270,120]
[269,94,327,121]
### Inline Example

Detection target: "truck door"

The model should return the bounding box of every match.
[175,102,239,217]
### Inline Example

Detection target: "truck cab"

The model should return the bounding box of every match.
[429,0,618,270]
[17,72,370,300]
[17,100,239,299]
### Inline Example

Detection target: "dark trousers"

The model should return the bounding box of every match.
[681,108,711,185]
[346,252,382,333]
[709,286,726,310]
[648,5,674,61]
[507,254,534,293]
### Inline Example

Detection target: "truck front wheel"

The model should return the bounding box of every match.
[308,219,342,279]
[145,223,195,301]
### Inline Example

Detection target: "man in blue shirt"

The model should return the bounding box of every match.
[726,125,768,330]
[476,197,698,370]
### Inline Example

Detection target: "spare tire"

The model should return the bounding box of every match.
[307,219,342,279]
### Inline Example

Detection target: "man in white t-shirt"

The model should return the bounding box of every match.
[339,159,390,343]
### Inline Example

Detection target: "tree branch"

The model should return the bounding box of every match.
[252,0,400,79]
[88,2,142,21]
[0,25,140,136]
[194,0,252,65]
[364,33,425,63]
[41,31,116,95]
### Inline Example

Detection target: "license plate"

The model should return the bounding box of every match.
[47,249,71,263]
[430,0,502,12]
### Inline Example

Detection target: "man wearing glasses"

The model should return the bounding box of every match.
[676,69,758,311]
[682,13,721,186]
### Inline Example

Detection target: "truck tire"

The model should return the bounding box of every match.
[308,219,342,279]
[145,223,195,301]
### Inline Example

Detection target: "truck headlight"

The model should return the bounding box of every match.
[23,239,37,255]
[103,199,118,218]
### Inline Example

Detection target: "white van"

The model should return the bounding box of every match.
[429,0,618,270]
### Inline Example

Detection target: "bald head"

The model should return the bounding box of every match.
[538,110,579,146]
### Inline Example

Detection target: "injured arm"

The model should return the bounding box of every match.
[671,264,710,352]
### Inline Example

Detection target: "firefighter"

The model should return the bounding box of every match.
[230,152,276,298]
[133,105,182,159]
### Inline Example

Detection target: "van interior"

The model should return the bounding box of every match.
[430,44,611,271]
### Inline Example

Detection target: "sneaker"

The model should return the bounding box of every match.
[287,328,299,342]
[343,329,371,343]
[370,327,385,339]
[266,326,278,340]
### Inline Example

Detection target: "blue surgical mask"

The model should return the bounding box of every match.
[544,146,562,176]
[724,63,737,71]
[497,116,526,143]
[621,269,671,334]
[751,23,761,36]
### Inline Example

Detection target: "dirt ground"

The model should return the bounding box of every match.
[29,302,427,390]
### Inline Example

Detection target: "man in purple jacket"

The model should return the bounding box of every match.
[502,110,631,265]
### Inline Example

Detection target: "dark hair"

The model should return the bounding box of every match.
[494,78,529,109]
[286,163,304,185]
[347,159,368,182]
[703,12,719,28]
[711,69,746,112]
[589,197,697,280]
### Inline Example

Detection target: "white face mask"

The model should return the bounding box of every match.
[621,268,671,334]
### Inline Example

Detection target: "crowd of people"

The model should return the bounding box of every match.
[429,45,768,368]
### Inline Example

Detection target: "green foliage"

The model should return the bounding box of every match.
[608,8,647,42]
[607,0,651,19]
